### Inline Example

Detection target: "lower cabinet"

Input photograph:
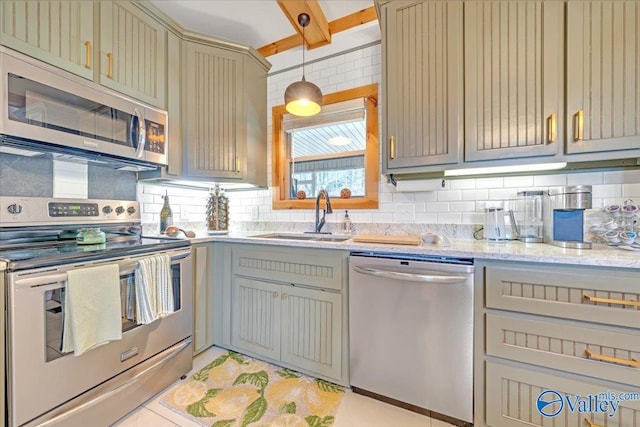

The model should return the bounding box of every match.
[485,360,640,427]
[474,260,640,427]
[192,243,215,355]
[215,243,349,386]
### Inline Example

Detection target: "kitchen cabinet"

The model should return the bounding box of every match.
[181,40,268,184]
[183,42,244,179]
[566,0,640,155]
[474,260,640,427]
[0,1,166,108]
[192,243,215,355]
[98,1,167,108]
[0,1,94,80]
[464,1,564,161]
[380,1,464,172]
[215,243,348,386]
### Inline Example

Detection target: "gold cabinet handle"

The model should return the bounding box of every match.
[547,113,556,143]
[106,53,113,78]
[583,294,640,307]
[84,41,92,69]
[281,293,288,299]
[389,136,395,159]
[574,110,584,141]
[584,418,602,427]
[272,291,279,298]
[585,349,640,368]
[236,155,240,173]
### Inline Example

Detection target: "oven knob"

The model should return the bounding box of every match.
[115,206,125,215]
[127,206,136,215]
[102,206,113,214]
[7,203,22,214]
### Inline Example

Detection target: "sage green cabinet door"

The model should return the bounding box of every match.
[566,1,640,154]
[98,1,166,108]
[0,1,94,79]
[382,1,463,170]
[280,285,342,381]
[231,277,281,361]
[464,1,563,161]
[183,41,244,179]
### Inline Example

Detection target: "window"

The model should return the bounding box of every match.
[272,84,379,209]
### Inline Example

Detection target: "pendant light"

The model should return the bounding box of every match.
[284,13,322,116]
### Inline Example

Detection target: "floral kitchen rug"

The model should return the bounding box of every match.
[161,350,345,427]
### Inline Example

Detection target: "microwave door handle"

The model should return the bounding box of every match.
[130,108,146,158]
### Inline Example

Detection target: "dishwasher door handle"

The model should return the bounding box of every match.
[352,265,468,284]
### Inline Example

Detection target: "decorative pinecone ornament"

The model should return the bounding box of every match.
[206,185,229,231]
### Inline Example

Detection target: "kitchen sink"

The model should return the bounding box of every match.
[251,232,352,242]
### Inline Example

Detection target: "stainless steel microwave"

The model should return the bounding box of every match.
[0,47,167,166]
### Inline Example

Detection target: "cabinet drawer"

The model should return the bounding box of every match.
[485,360,640,427]
[233,246,345,291]
[485,263,640,328]
[486,313,640,387]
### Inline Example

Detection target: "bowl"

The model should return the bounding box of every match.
[619,231,637,245]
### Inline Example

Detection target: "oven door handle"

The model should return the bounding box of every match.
[35,339,192,427]
[15,250,191,287]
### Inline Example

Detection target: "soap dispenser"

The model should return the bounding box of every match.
[341,210,352,234]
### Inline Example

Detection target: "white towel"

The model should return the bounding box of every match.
[61,264,122,356]
[135,255,174,324]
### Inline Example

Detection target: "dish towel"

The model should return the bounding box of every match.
[135,255,174,324]
[61,264,122,356]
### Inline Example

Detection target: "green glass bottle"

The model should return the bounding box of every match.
[160,190,173,234]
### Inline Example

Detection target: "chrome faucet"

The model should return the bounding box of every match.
[314,189,333,233]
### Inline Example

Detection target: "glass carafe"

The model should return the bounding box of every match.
[518,190,544,243]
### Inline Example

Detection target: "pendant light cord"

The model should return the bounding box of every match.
[301,22,306,79]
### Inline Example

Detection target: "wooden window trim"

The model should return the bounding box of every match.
[272,83,379,210]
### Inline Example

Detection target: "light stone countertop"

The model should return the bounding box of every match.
[181,232,640,269]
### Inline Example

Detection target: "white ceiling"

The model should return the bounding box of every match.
[150,0,379,72]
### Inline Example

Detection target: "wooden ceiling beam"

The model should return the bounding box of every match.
[258,5,377,58]
[277,0,331,49]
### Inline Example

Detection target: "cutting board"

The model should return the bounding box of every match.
[352,234,421,246]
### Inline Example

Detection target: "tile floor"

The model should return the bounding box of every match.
[113,346,453,427]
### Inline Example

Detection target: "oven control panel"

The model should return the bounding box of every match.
[0,197,141,226]
[49,202,99,217]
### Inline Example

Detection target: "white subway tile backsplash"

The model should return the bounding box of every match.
[488,188,519,200]
[603,169,640,184]
[503,176,534,188]
[567,171,603,185]
[449,179,476,190]
[414,192,438,202]
[394,203,415,222]
[437,190,462,201]
[591,184,622,199]
[449,201,476,212]
[533,174,567,187]
[623,183,640,197]
[475,177,504,189]
[426,202,450,213]
[462,189,489,201]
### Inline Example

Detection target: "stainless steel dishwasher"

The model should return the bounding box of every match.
[349,251,474,426]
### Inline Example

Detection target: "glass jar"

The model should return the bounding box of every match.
[76,228,106,245]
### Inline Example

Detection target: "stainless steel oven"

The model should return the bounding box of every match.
[0,197,192,427]
[0,46,167,167]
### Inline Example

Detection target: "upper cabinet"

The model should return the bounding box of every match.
[566,0,640,154]
[0,1,166,108]
[464,1,564,161]
[381,1,463,172]
[183,42,244,179]
[98,1,167,108]
[0,1,94,80]
[181,40,268,184]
